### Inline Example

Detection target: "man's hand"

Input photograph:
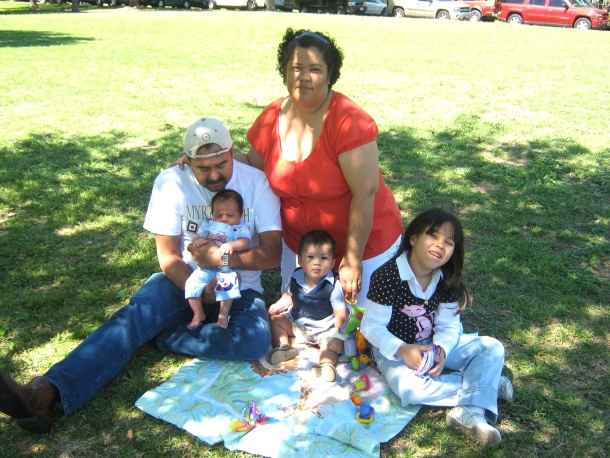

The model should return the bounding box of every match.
[188,240,221,270]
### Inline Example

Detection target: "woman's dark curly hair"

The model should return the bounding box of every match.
[276,28,344,89]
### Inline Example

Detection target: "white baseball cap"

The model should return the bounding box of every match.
[183,118,233,159]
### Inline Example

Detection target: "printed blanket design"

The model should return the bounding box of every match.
[135,344,420,457]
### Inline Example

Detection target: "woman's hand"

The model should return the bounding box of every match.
[167,154,189,170]
[339,257,362,303]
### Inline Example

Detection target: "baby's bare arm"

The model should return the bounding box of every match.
[218,237,250,256]
[268,292,292,315]
[192,236,209,249]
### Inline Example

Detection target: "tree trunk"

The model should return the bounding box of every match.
[29,0,39,9]
[265,0,276,10]
[130,0,140,6]
[71,0,80,11]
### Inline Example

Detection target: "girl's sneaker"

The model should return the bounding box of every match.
[498,376,514,403]
[446,406,501,447]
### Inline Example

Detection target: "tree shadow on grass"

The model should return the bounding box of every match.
[0,30,95,48]
[0,117,609,455]
[0,126,184,359]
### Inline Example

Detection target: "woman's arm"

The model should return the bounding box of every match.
[233,147,265,170]
[337,140,380,301]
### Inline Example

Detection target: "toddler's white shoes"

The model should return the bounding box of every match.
[446,406,501,447]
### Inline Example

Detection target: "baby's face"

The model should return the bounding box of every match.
[212,199,241,226]
[298,242,335,283]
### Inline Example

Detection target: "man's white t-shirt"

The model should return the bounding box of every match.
[143,160,281,294]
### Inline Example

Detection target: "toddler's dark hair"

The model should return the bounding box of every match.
[298,230,336,258]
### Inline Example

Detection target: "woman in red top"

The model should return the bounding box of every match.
[243,28,403,304]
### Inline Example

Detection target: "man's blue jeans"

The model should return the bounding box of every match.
[44,273,271,416]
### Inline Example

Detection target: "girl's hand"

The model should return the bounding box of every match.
[167,154,189,170]
[427,346,446,377]
[396,343,425,371]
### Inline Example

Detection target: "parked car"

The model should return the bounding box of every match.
[392,0,472,19]
[363,0,388,14]
[461,0,496,20]
[494,0,610,29]
[144,0,208,7]
[274,0,297,9]
[82,0,128,5]
[207,0,264,9]
[346,0,367,13]
[297,0,358,13]
[140,0,208,9]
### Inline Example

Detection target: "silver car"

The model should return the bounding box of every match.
[363,0,388,14]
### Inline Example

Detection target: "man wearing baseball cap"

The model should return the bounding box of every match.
[0,118,282,434]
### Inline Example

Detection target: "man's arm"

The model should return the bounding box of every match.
[155,234,193,291]
[189,230,282,272]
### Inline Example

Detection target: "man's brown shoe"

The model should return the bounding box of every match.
[0,369,58,433]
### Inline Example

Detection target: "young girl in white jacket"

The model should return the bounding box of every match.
[361,208,513,447]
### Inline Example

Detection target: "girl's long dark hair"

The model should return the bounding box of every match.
[397,208,472,313]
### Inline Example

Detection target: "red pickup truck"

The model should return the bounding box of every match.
[494,0,610,29]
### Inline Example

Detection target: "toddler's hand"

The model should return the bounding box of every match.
[268,303,282,315]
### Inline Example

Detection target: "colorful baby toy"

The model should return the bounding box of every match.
[344,330,369,370]
[349,375,370,406]
[230,400,269,432]
[339,296,366,335]
[356,401,375,424]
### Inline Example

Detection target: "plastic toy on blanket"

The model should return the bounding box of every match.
[349,374,371,406]
[229,400,269,432]
[344,330,369,370]
[356,401,375,424]
[339,296,366,335]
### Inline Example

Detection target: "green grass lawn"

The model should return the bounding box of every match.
[1,5,609,457]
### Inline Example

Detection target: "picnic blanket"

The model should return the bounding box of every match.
[135,342,421,457]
